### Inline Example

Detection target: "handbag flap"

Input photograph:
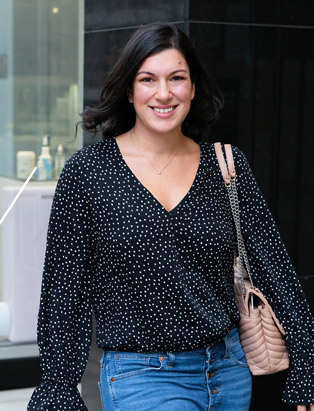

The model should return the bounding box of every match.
[245,288,286,336]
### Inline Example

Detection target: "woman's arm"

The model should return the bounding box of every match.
[232,145,314,406]
[27,150,94,410]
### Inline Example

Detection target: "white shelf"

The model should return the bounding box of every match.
[0,341,39,360]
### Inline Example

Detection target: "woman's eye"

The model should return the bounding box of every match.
[171,76,185,81]
[140,77,153,83]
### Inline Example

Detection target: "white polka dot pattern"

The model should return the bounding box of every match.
[27,138,314,409]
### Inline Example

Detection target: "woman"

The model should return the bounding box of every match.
[28,22,313,410]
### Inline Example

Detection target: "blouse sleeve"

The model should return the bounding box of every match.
[27,152,94,410]
[232,146,314,405]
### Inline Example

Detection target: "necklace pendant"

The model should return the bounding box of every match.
[158,170,161,174]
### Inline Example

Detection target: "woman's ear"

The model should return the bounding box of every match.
[191,83,195,101]
[127,87,133,103]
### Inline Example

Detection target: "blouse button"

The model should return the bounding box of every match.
[209,358,215,364]
[210,388,218,394]
[160,356,165,361]
[111,377,115,382]
[208,372,215,378]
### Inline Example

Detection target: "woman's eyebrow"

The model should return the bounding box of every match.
[136,69,188,77]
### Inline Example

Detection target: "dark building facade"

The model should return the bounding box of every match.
[82,2,314,410]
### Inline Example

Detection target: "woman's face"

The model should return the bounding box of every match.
[129,48,195,136]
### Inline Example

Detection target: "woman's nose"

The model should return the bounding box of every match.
[155,81,172,101]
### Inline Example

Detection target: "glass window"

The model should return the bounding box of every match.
[0,0,84,370]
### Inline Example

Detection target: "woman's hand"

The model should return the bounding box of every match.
[297,405,314,410]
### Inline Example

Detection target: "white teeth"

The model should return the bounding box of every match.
[153,106,175,113]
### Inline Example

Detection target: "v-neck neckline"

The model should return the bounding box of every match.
[112,136,204,216]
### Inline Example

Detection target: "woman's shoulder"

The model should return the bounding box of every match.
[65,138,112,166]
[57,139,113,183]
[230,144,250,170]
[200,140,246,159]
[201,140,251,174]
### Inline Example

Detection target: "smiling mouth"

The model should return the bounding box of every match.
[150,105,178,113]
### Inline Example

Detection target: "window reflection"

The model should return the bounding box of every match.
[0,0,83,365]
[0,0,83,180]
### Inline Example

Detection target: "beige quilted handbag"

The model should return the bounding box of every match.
[214,142,290,375]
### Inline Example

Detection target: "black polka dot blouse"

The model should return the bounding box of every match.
[27,137,314,409]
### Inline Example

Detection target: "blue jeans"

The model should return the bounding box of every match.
[98,327,252,410]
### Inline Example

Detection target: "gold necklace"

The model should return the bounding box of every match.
[130,130,182,175]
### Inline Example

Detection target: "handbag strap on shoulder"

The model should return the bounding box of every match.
[214,142,236,185]
[214,141,255,295]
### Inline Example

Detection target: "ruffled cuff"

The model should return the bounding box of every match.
[27,379,88,410]
[282,361,314,405]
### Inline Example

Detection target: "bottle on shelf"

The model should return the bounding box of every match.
[36,135,52,181]
[54,144,65,179]
[16,151,36,180]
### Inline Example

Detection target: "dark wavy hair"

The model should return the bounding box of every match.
[78,22,224,142]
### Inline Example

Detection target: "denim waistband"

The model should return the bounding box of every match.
[103,326,239,358]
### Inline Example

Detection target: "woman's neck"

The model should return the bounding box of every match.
[130,124,188,155]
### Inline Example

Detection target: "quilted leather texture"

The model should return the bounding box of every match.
[234,257,290,375]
